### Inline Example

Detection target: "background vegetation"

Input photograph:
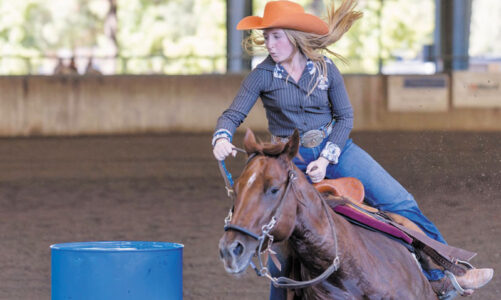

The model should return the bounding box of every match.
[0,0,498,75]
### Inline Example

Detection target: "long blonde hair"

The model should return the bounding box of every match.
[244,0,362,92]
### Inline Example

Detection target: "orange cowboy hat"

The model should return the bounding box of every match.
[237,0,329,35]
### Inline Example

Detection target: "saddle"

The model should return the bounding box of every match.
[313,177,365,204]
[313,178,477,273]
[314,178,413,244]
[314,178,385,217]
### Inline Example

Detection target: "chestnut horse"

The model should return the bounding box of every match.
[218,129,437,299]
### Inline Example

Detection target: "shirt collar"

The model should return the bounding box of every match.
[270,57,316,79]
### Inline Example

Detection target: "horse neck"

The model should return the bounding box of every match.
[289,174,353,272]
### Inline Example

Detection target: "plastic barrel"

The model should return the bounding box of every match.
[51,241,183,300]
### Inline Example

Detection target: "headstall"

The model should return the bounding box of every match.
[218,148,340,289]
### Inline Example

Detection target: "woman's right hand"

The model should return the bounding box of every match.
[213,138,237,161]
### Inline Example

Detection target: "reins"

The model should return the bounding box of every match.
[217,147,247,200]
[218,148,340,290]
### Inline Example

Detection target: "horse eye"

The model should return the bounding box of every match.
[270,187,280,195]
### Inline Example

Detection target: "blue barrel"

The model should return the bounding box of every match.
[51,241,183,300]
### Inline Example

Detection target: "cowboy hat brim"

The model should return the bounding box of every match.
[237,13,328,35]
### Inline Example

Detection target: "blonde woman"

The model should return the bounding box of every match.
[212,1,492,298]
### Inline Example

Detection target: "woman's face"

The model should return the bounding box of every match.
[263,28,295,63]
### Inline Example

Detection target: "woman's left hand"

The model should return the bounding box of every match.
[306,157,330,183]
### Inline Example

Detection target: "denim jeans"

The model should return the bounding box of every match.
[294,138,446,245]
[269,138,445,299]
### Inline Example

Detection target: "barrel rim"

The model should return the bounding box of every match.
[50,241,184,252]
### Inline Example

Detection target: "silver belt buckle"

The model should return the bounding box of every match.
[271,135,289,144]
[301,130,324,148]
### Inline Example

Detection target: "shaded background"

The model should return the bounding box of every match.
[0,132,499,299]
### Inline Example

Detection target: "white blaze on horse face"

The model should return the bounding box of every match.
[247,172,257,187]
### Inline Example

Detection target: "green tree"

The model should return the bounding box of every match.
[253,0,434,74]
[470,0,501,56]
[0,0,106,74]
[117,0,226,74]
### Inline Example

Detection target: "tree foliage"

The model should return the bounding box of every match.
[470,0,501,57]
[255,0,435,73]
[0,0,497,75]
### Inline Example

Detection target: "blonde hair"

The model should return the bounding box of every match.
[243,0,363,93]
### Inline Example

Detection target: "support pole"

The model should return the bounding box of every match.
[434,0,472,72]
[452,0,472,70]
[226,0,252,73]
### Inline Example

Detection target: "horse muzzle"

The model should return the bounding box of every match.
[218,234,257,274]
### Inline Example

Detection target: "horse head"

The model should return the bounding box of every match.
[218,128,302,274]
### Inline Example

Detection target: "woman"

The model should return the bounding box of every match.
[212,0,492,298]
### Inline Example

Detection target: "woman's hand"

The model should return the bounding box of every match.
[306,157,330,183]
[213,138,237,161]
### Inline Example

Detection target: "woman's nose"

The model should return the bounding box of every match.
[266,40,274,50]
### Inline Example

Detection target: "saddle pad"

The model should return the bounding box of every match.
[333,204,413,245]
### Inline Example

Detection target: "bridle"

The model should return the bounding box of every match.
[218,148,340,289]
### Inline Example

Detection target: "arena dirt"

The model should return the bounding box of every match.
[0,131,499,299]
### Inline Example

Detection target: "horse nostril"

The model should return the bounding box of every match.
[232,242,244,257]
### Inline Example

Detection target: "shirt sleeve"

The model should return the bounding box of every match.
[213,68,264,144]
[325,60,354,151]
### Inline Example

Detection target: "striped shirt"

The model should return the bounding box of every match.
[214,55,354,153]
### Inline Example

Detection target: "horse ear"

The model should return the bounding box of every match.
[243,128,258,154]
[284,129,300,160]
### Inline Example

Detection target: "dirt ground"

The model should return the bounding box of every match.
[0,131,499,300]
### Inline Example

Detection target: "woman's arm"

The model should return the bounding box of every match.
[305,60,354,181]
[213,68,264,146]
[320,60,354,164]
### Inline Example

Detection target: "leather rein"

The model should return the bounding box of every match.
[218,148,340,289]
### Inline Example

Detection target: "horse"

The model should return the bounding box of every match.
[218,129,438,299]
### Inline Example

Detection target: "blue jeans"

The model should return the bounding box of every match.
[295,138,446,243]
[269,138,445,298]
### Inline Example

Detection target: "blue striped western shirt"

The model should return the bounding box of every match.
[214,55,354,157]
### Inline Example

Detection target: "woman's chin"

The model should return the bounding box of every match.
[269,54,281,63]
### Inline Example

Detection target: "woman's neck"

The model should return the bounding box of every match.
[281,52,307,82]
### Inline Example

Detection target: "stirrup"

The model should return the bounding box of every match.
[445,271,469,296]
[438,289,458,300]
[455,259,474,270]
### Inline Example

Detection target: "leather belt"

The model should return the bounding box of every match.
[271,120,334,148]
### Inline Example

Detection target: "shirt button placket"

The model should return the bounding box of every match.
[301,86,307,126]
